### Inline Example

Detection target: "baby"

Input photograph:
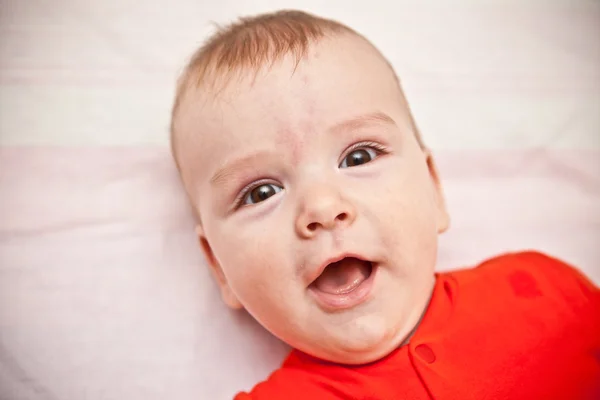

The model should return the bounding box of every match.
[169,10,600,399]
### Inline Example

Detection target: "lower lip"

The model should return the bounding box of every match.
[309,264,378,311]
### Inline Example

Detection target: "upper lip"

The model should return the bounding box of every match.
[307,252,371,287]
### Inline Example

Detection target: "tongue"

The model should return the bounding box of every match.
[313,258,371,295]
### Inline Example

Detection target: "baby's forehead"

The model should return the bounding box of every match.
[197,40,397,120]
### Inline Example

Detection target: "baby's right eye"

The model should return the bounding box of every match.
[242,183,283,206]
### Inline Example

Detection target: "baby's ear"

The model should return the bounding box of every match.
[195,225,243,310]
[423,149,450,233]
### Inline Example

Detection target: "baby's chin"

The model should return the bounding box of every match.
[303,314,409,365]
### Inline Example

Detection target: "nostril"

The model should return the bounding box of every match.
[307,222,318,231]
[337,212,348,222]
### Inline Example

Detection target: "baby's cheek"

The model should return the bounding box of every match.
[220,237,284,284]
[370,173,438,255]
[368,175,421,218]
[228,254,296,323]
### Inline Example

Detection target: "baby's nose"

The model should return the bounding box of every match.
[295,184,356,239]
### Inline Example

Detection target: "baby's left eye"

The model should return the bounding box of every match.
[339,147,379,168]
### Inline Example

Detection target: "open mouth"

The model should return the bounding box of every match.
[309,257,376,310]
[311,257,373,294]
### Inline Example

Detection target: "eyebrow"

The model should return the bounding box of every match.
[210,150,273,187]
[210,111,396,187]
[328,111,396,135]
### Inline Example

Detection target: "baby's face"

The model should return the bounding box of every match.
[176,34,448,364]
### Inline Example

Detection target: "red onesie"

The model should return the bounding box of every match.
[235,251,600,400]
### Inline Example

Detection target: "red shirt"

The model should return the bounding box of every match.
[235,251,600,399]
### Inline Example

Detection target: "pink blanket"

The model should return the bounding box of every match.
[1,148,598,399]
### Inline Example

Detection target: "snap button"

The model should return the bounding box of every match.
[415,344,436,364]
